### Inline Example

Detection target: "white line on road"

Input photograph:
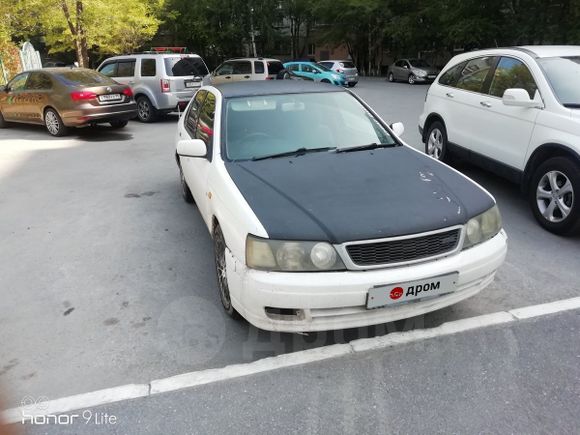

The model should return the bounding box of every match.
[3,296,580,425]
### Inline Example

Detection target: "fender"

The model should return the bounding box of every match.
[523,143,580,192]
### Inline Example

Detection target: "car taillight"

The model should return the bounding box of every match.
[160,79,170,92]
[122,87,133,98]
[265,76,274,80]
[70,90,97,101]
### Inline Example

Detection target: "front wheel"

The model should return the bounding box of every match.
[408,74,416,85]
[529,157,580,235]
[388,72,395,82]
[0,110,7,128]
[348,82,357,88]
[180,168,194,204]
[424,121,448,162]
[136,96,158,123]
[44,108,69,137]
[213,225,241,319]
[321,79,331,84]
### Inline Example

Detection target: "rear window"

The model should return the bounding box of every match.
[340,61,355,68]
[266,61,284,75]
[164,57,209,77]
[54,70,116,86]
[254,61,265,74]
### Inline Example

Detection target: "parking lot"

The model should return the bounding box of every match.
[1,77,579,409]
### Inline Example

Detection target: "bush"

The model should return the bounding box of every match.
[0,39,22,84]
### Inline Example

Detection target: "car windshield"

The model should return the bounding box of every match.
[54,70,115,86]
[538,56,580,107]
[409,59,431,68]
[225,92,396,161]
[164,57,209,77]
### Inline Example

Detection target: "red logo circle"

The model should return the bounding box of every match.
[390,287,404,300]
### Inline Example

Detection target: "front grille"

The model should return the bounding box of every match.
[345,228,461,267]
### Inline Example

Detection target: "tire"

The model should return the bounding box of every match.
[424,121,448,162]
[321,79,331,84]
[408,74,416,85]
[136,96,158,123]
[348,82,357,88]
[180,168,194,204]
[0,110,7,128]
[388,72,395,82]
[109,120,128,129]
[213,224,241,319]
[528,157,580,235]
[44,108,69,137]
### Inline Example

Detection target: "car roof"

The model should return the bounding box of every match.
[213,80,345,98]
[103,53,202,60]
[517,45,580,58]
[21,67,94,74]
[224,57,281,62]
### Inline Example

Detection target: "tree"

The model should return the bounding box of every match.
[3,0,164,67]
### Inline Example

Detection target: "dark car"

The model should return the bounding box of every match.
[0,68,137,136]
[388,59,440,84]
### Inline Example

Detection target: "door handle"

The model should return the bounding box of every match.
[446,92,454,98]
[480,101,492,108]
[243,75,250,79]
[225,76,231,79]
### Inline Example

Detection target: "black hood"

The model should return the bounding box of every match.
[225,147,495,243]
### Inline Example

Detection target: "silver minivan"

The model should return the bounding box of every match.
[97,52,209,122]
[318,60,359,87]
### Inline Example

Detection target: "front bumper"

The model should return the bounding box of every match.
[226,230,508,332]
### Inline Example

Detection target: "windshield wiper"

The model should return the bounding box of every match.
[334,142,397,153]
[563,103,580,108]
[251,147,335,161]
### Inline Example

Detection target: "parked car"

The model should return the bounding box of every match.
[318,60,359,87]
[175,81,507,332]
[97,51,209,122]
[419,45,580,235]
[283,61,347,86]
[388,59,440,84]
[0,68,137,136]
[210,58,285,85]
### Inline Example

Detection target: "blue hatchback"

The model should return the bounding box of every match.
[283,61,346,86]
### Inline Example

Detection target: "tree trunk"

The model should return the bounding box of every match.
[76,1,89,67]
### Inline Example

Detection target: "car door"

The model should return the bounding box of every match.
[21,71,53,123]
[211,62,234,85]
[301,63,317,81]
[180,90,216,226]
[138,57,157,95]
[112,60,136,86]
[471,56,541,170]
[98,61,118,79]
[0,72,30,121]
[439,56,498,153]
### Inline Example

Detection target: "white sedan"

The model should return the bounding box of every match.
[175,81,507,332]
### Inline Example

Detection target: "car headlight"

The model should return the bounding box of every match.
[246,235,346,271]
[462,205,502,250]
[416,70,427,77]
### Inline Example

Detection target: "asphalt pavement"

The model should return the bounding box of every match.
[0,78,579,413]
[21,310,580,435]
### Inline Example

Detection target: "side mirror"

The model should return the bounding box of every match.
[502,88,542,108]
[390,122,405,137]
[177,138,207,158]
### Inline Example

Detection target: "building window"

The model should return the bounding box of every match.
[307,43,315,56]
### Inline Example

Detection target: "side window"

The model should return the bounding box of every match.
[195,92,216,146]
[215,62,234,76]
[117,61,135,77]
[395,60,403,68]
[6,73,29,91]
[455,57,496,93]
[140,59,156,77]
[185,90,207,137]
[254,61,265,74]
[26,72,52,90]
[302,64,315,73]
[404,61,411,69]
[232,61,251,75]
[438,61,468,87]
[287,64,299,72]
[99,62,117,77]
[489,57,538,99]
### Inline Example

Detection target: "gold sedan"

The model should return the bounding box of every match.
[0,68,137,136]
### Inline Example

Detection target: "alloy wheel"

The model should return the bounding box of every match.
[536,170,574,223]
[408,74,416,84]
[137,99,150,121]
[45,111,60,135]
[427,128,444,159]
[214,228,231,311]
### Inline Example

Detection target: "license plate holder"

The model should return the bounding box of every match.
[366,273,458,309]
[99,94,121,102]
[184,80,197,88]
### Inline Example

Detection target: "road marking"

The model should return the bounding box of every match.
[3,296,580,425]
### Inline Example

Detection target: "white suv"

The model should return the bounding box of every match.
[419,46,580,235]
